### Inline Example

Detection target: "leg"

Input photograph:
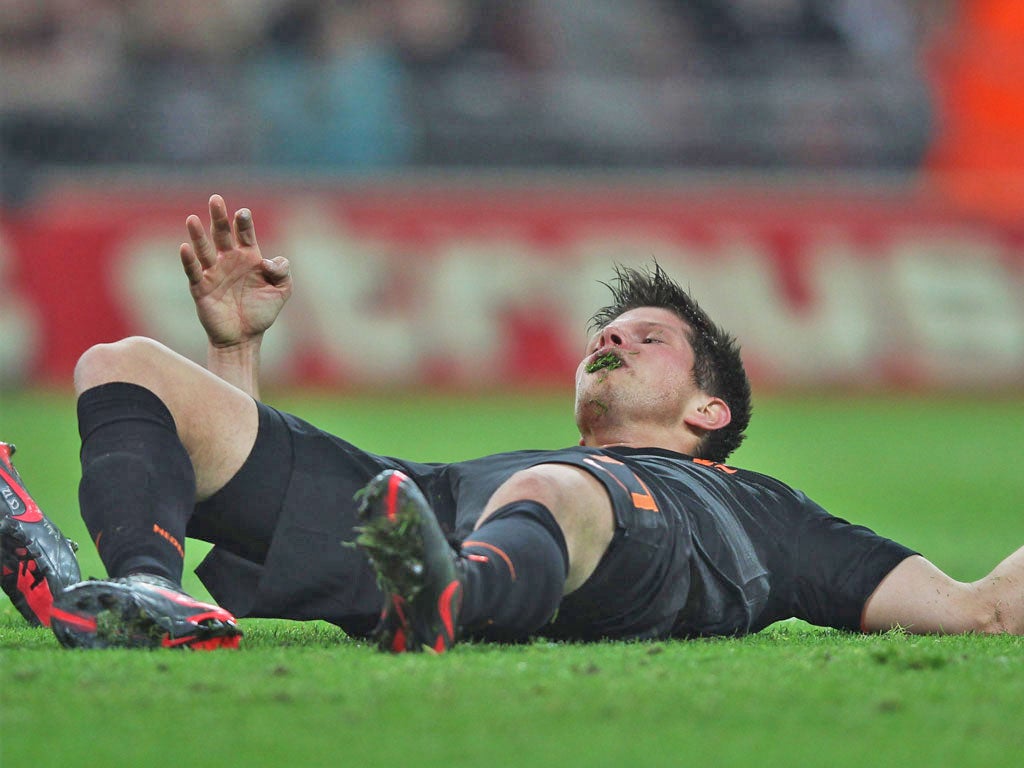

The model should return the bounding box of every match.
[356,463,614,651]
[474,464,614,594]
[457,464,614,639]
[75,336,257,499]
[74,336,258,581]
[862,549,1024,634]
[47,336,253,649]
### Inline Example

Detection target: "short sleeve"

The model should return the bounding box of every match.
[791,502,917,631]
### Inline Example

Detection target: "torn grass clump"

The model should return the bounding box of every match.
[586,353,624,373]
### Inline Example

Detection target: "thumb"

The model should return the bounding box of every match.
[262,256,291,283]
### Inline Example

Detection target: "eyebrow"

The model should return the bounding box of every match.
[637,320,684,335]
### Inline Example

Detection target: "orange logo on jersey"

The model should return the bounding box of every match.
[584,456,660,513]
[692,458,738,474]
[630,486,659,512]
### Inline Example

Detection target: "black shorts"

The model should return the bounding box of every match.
[190,403,417,637]
[188,403,695,640]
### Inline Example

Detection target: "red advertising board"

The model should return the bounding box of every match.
[2,176,1023,390]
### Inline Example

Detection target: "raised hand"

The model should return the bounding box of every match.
[179,194,292,349]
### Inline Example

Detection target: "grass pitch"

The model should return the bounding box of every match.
[3,389,1024,767]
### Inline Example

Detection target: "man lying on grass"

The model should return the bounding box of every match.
[2,195,1019,651]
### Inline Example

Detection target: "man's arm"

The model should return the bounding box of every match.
[861,549,1024,634]
[179,194,292,399]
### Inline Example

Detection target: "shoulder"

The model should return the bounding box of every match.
[605,447,832,512]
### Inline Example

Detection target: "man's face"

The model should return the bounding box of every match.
[574,306,702,437]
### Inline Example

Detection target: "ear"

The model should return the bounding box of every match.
[683,396,732,432]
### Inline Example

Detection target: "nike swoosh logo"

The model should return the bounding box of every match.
[1,467,44,523]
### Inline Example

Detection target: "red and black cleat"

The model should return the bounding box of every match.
[355,470,463,653]
[50,572,242,650]
[1,441,82,627]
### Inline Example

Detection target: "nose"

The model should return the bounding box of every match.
[600,327,625,348]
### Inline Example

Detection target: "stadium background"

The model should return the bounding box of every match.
[2,0,1022,398]
[4,4,1024,767]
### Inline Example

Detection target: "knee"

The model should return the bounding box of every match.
[482,464,612,542]
[488,467,573,513]
[74,336,170,394]
[483,464,614,593]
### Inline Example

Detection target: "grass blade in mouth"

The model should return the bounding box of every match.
[586,353,624,373]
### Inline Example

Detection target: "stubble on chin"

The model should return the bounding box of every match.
[575,389,616,434]
[575,365,628,431]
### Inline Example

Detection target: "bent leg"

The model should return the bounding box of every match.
[477,464,614,593]
[74,336,260,581]
[74,336,258,499]
[456,464,614,639]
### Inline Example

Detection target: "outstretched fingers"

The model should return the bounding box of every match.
[181,194,247,285]
[180,194,276,293]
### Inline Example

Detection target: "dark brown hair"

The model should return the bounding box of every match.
[588,262,752,461]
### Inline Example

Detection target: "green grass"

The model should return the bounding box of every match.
[3,389,1024,767]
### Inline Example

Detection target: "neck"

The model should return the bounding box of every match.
[579,425,699,455]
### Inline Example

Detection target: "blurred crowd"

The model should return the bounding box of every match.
[1,0,954,201]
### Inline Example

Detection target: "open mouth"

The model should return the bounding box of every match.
[585,352,624,373]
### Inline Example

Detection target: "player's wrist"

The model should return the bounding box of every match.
[206,336,262,398]
[208,333,263,353]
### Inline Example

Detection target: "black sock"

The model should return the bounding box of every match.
[77,382,195,583]
[459,501,569,640]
